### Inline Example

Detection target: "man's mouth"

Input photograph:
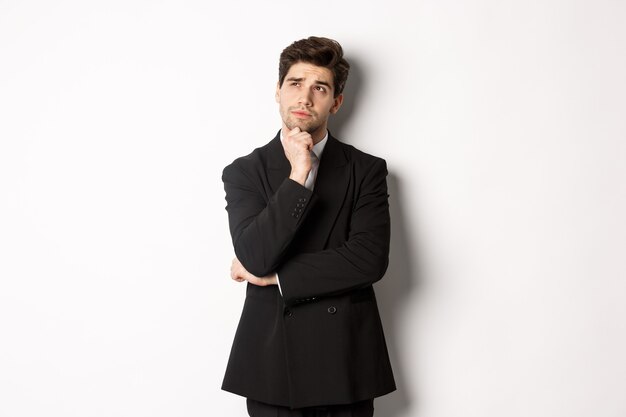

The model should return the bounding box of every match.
[291,110,311,118]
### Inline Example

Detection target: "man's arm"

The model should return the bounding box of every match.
[276,157,390,306]
[222,128,316,277]
[223,166,313,277]
[224,135,390,304]
[230,257,277,286]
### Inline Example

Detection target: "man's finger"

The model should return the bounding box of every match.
[287,126,301,137]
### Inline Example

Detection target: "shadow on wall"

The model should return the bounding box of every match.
[375,172,418,417]
[329,57,419,416]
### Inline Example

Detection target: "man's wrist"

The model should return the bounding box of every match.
[289,170,309,186]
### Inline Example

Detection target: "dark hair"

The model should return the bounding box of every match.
[278,36,350,97]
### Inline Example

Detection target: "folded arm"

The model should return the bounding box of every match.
[223,150,390,305]
[277,158,390,305]
[222,161,314,277]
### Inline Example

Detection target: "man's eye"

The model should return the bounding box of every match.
[315,86,326,92]
[291,82,300,86]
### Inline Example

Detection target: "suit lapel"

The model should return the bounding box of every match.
[304,134,350,250]
[264,131,351,250]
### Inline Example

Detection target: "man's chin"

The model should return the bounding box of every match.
[287,121,311,133]
[285,118,325,135]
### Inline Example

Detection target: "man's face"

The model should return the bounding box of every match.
[275,61,343,139]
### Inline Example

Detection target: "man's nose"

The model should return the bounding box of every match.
[298,90,313,106]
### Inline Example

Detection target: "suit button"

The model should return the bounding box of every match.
[285,309,293,317]
[327,306,337,314]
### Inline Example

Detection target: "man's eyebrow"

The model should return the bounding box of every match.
[285,77,332,88]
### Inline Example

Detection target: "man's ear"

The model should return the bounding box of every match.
[275,82,281,103]
[330,94,344,114]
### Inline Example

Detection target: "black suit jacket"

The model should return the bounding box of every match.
[221,131,396,409]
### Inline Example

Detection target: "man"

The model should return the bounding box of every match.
[222,36,395,417]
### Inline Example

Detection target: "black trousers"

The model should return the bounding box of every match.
[247,398,374,417]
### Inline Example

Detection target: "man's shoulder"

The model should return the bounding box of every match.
[331,135,387,170]
[223,134,280,176]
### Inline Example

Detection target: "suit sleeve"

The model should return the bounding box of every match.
[222,159,315,277]
[277,158,391,306]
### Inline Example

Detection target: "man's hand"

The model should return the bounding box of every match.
[282,127,313,186]
[230,258,278,286]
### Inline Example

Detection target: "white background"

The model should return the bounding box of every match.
[1,1,625,416]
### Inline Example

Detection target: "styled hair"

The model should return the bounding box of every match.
[278,36,350,97]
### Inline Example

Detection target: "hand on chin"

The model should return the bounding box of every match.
[287,120,309,133]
